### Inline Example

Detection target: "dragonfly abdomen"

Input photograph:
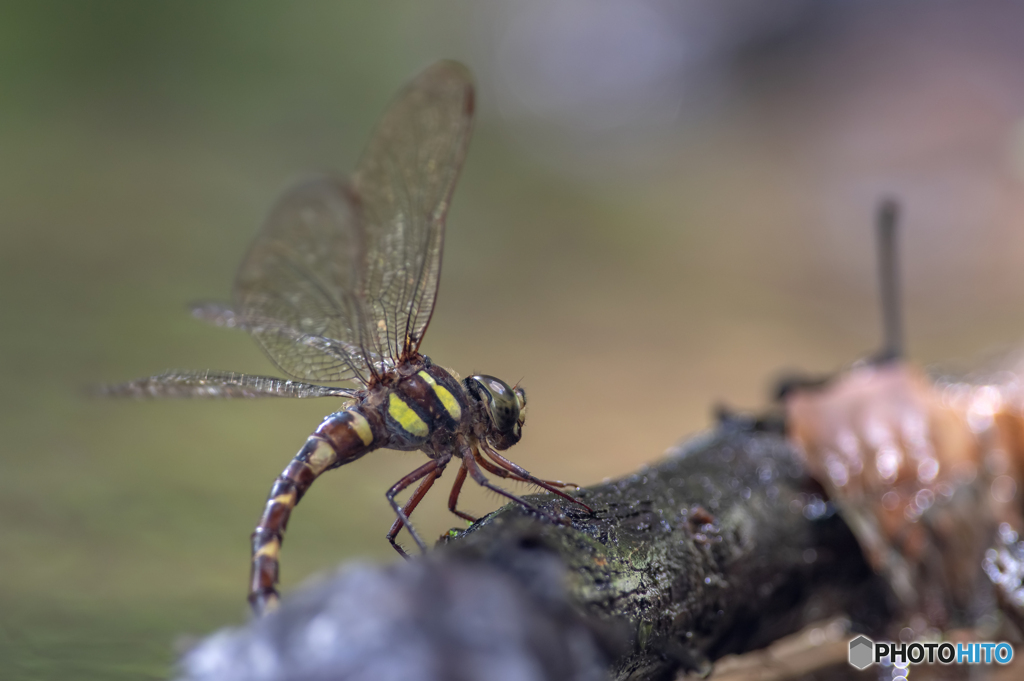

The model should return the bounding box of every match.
[249,408,378,612]
[316,408,378,456]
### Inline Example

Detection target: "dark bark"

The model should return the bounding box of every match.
[176,421,893,681]
[442,420,893,679]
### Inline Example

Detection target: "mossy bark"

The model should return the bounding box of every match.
[441,421,892,680]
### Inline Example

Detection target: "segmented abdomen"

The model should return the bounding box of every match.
[249,408,377,614]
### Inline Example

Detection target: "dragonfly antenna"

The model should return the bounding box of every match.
[875,198,903,362]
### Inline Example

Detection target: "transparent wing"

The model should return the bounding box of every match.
[232,177,378,384]
[191,301,390,372]
[96,371,360,399]
[355,60,475,361]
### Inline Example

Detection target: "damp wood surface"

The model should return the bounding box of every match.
[177,422,896,681]
[442,422,892,680]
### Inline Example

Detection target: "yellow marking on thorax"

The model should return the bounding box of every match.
[418,370,462,421]
[255,538,281,560]
[348,412,374,446]
[306,438,338,475]
[388,393,430,438]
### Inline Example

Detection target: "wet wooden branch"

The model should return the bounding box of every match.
[442,420,894,679]
[177,421,893,681]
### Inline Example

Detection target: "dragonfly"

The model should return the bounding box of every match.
[103,60,592,615]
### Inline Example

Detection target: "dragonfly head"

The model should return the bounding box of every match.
[464,375,526,450]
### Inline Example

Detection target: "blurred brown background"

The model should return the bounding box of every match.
[3,1,1024,678]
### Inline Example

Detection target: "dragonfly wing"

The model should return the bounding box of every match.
[97,370,360,399]
[355,60,475,361]
[190,301,248,329]
[232,177,377,384]
[190,301,389,371]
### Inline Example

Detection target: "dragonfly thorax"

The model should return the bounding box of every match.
[365,362,467,451]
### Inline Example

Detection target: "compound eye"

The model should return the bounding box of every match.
[465,375,520,434]
[514,387,526,413]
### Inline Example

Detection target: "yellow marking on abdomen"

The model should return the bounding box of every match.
[418,371,462,421]
[388,394,430,438]
[255,538,281,560]
[306,438,338,474]
[348,412,373,446]
[272,490,297,508]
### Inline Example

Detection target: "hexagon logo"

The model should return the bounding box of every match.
[848,635,874,670]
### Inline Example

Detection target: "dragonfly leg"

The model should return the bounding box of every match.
[482,446,577,488]
[385,454,450,558]
[447,463,477,523]
[481,445,593,513]
[461,445,561,524]
[475,452,532,484]
[386,460,446,558]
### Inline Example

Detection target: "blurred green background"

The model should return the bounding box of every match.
[4,1,1024,678]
